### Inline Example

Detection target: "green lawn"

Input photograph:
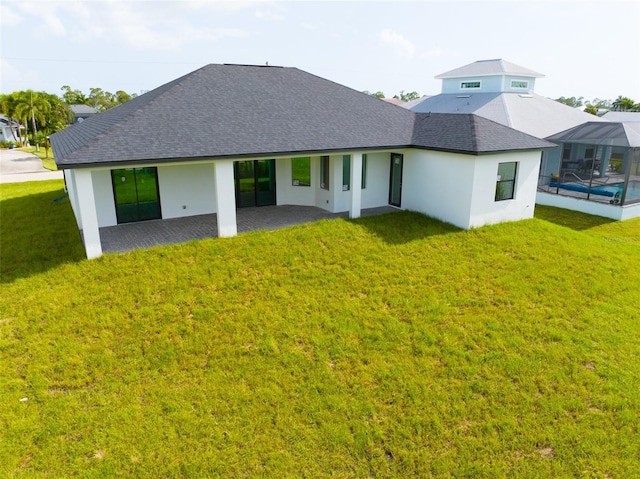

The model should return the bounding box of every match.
[1,180,639,477]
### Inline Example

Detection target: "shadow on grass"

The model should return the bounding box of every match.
[1,187,85,283]
[352,210,461,244]
[534,205,616,231]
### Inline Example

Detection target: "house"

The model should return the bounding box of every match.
[404,59,640,219]
[406,59,606,139]
[405,59,608,192]
[50,64,552,259]
[0,114,20,143]
[69,104,97,123]
[601,111,640,122]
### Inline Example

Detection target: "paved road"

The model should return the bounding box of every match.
[0,148,63,183]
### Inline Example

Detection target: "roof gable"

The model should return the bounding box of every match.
[435,59,545,79]
[412,113,553,154]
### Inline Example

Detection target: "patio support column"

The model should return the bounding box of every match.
[74,169,103,259]
[213,160,237,237]
[349,153,363,219]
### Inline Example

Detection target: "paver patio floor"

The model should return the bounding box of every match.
[99,205,396,254]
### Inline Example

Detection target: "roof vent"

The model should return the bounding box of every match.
[456,95,471,98]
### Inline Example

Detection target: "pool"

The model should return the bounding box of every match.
[549,181,620,197]
[549,181,640,203]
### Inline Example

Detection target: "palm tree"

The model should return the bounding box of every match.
[611,96,636,112]
[14,90,51,151]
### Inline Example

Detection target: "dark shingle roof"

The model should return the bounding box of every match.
[411,113,555,154]
[51,64,552,168]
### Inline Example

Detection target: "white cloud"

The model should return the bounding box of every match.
[16,2,66,37]
[50,0,251,51]
[379,28,415,59]
[0,5,23,26]
[254,9,284,21]
[182,0,257,13]
[420,47,444,59]
[0,59,41,91]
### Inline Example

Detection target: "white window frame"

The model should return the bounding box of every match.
[510,79,529,89]
[460,81,481,90]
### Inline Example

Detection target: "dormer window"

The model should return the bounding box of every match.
[460,81,481,89]
[511,80,529,89]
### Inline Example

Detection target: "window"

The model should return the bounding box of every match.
[292,157,310,186]
[460,81,481,89]
[562,144,571,161]
[495,162,517,201]
[342,155,350,191]
[361,154,367,189]
[340,155,367,190]
[511,80,529,89]
[320,155,330,190]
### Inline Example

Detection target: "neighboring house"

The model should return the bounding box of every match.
[407,59,604,139]
[382,98,406,106]
[0,114,20,143]
[69,104,97,123]
[51,64,552,259]
[601,111,640,122]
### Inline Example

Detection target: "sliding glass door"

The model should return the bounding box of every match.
[234,159,276,208]
[111,167,161,224]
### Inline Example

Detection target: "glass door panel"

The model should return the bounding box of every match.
[235,161,257,208]
[112,169,140,223]
[389,153,403,207]
[256,159,276,206]
[234,159,276,208]
[111,167,161,224]
[135,167,161,221]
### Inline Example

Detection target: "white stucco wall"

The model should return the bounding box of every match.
[276,153,390,213]
[536,192,640,221]
[315,156,333,211]
[276,157,316,206]
[66,168,117,228]
[441,75,536,94]
[334,155,351,213]
[400,149,540,229]
[92,169,117,227]
[361,153,391,209]
[157,163,217,219]
[402,150,475,228]
[64,169,80,227]
[467,150,539,227]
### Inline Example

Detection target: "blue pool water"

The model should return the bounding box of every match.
[549,181,640,201]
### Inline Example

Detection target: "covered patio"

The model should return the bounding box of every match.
[97,205,397,254]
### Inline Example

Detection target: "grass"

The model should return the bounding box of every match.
[1,181,639,477]
[0,181,85,282]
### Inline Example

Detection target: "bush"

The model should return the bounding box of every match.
[0,140,17,149]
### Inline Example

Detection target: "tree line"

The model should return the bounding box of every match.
[554,96,640,115]
[0,86,136,149]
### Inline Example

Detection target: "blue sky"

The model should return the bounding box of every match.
[1,0,639,102]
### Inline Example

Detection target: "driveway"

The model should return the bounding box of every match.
[0,148,63,183]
